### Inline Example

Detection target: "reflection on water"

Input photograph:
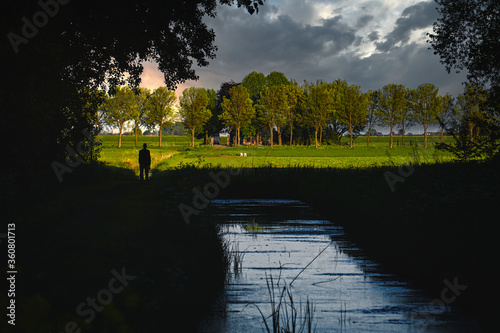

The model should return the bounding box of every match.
[199,199,480,332]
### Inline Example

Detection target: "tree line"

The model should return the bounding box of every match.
[101,71,490,150]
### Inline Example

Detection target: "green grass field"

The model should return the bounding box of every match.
[98,134,456,174]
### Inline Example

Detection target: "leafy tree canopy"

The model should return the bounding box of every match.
[429,0,499,90]
[179,87,212,146]
[2,0,265,176]
[266,71,290,88]
[220,85,255,145]
[430,0,500,158]
[143,87,176,147]
[242,71,267,102]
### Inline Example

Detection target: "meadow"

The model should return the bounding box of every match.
[98,134,456,173]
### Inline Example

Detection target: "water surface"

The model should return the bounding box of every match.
[199,199,480,332]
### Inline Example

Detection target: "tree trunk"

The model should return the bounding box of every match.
[424,124,428,148]
[277,128,282,146]
[314,128,319,149]
[191,127,195,147]
[440,128,444,143]
[269,124,273,148]
[389,125,394,148]
[289,123,294,146]
[118,123,123,148]
[256,132,260,146]
[134,122,138,147]
[401,126,405,146]
[367,130,371,147]
[319,126,323,146]
[159,122,163,147]
[236,127,240,146]
[349,123,353,148]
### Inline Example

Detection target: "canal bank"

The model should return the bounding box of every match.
[199,199,481,332]
[215,162,498,331]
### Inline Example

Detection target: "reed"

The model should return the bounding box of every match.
[250,271,317,333]
[231,242,246,277]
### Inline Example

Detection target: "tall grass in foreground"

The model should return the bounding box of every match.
[249,272,316,333]
[220,227,324,332]
[244,242,331,332]
[224,241,246,278]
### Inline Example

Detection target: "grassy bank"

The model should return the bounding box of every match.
[2,164,229,333]
[212,160,498,331]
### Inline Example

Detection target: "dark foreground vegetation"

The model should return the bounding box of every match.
[217,159,499,331]
[2,165,230,333]
[3,155,499,332]
[171,159,496,331]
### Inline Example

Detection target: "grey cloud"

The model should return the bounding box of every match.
[337,42,467,95]
[275,0,317,25]
[209,5,357,74]
[367,30,379,41]
[356,14,374,29]
[173,1,467,98]
[375,1,437,52]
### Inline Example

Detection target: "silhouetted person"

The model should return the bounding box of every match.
[139,143,151,180]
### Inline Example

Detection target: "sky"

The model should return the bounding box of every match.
[140,0,468,101]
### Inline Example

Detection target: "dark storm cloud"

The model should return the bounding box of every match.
[209,5,358,74]
[355,14,374,29]
[335,42,467,94]
[166,0,467,97]
[375,1,438,52]
[367,30,379,41]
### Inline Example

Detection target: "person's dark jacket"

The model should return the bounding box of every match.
[139,148,151,167]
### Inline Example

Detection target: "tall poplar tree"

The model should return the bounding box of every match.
[102,86,136,148]
[179,87,212,147]
[131,87,151,147]
[285,83,303,145]
[200,88,218,145]
[143,87,176,147]
[300,81,335,148]
[436,94,454,143]
[259,85,290,147]
[335,81,369,148]
[366,90,379,147]
[220,86,255,146]
[455,83,489,144]
[377,84,407,148]
[409,84,442,148]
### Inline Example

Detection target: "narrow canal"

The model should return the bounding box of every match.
[198,199,480,332]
